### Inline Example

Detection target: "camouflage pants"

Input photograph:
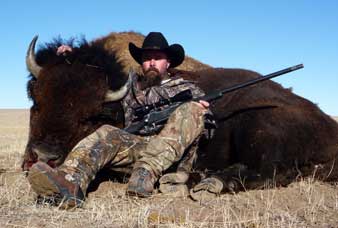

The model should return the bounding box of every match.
[58,102,206,193]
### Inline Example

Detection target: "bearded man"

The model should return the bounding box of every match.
[28,32,211,208]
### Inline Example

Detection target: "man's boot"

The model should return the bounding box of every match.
[27,161,84,209]
[126,167,157,198]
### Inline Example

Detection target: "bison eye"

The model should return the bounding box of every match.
[27,77,37,100]
[31,102,39,112]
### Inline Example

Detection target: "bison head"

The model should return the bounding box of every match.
[22,36,129,171]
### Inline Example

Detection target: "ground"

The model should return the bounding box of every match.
[1,109,338,228]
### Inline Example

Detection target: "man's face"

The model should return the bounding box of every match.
[138,50,170,89]
[142,50,170,75]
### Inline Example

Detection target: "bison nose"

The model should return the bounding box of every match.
[31,142,64,166]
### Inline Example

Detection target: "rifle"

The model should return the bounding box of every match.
[124,64,304,135]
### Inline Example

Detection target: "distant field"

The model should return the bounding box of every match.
[1,109,338,227]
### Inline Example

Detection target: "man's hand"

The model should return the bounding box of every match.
[197,100,210,109]
[57,45,72,55]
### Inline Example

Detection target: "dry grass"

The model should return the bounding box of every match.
[1,109,338,227]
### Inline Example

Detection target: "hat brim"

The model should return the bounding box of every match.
[129,43,185,68]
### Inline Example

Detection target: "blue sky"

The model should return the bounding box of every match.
[1,0,337,115]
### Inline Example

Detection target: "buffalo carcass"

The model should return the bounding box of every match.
[23,36,127,170]
[22,35,210,171]
[175,68,338,190]
[22,36,338,192]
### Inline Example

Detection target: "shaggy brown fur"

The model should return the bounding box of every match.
[94,31,211,75]
[23,32,338,191]
[23,38,125,170]
[172,68,338,188]
[23,32,210,170]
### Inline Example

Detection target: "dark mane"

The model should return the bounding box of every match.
[27,37,126,101]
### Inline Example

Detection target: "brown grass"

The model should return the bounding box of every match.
[1,109,338,227]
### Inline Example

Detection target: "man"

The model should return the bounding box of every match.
[28,32,210,208]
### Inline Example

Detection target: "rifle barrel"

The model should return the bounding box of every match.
[204,64,304,102]
[222,64,304,94]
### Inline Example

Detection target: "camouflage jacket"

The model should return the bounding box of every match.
[121,71,209,135]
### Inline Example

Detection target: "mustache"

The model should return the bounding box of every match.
[144,67,160,75]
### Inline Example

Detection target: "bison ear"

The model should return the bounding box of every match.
[26,35,42,79]
[104,74,131,102]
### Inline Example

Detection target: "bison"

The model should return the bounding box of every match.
[23,33,338,193]
[180,68,338,190]
[22,34,210,171]
[23,36,128,170]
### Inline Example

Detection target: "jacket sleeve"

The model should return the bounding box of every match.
[121,94,133,128]
[121,72,140,128]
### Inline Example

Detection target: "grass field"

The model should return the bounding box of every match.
[0,109,338,227]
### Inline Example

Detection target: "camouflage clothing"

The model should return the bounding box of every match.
[58,72,209,194]
[122,72,207,134]
[60,102,206,193]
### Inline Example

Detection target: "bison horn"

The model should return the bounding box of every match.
[104,75,131,102]
[26,35,42,78]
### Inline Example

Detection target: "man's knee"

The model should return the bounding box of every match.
[96,124,120,133]
[176,102,206,120]
[168,102,206,131]
[73,124,120,150]
[179,101,205,112]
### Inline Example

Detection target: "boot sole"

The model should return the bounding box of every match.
[28,162,61,196]
[27,162,83,209]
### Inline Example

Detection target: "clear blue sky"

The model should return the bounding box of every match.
[1,0,337,115]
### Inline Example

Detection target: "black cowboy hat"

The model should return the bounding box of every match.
[129,32,185,68]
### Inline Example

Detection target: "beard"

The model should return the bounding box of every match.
[138,67,163,90]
